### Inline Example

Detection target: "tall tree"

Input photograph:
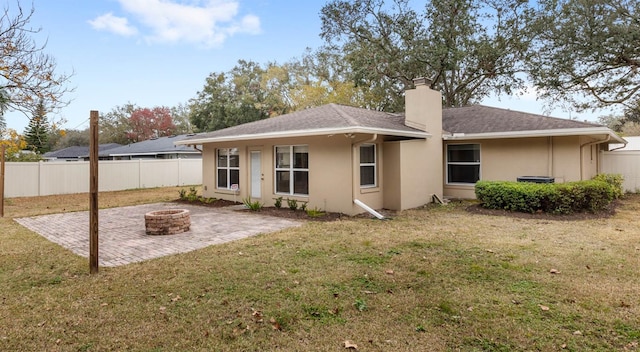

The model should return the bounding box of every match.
[0,89,8,135]
[0,2,72,121]
[99,103,137,144]
[189,60,272,132]
[170,103,193,135]
[23,100,49,153]
[320,0,534,109]
[0,128,41,161]
[528,0,640,112]
[287,48,371,109]
[48,128,90,150]
[127,106,176,142]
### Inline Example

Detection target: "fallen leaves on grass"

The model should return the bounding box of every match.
[344,340,358,349]
[269,318,281,331]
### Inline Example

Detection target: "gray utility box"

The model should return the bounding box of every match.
[516,176,555,183]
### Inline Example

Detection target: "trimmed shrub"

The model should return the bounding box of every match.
[592,173,624,199]
[475,178,618,215]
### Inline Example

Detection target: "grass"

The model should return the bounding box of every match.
[1,189,640,351]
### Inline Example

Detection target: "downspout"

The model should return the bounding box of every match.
[608,141,628,152]
[351,134,384,219]
[189,144,202,153]
[580,135,610,180]
[547,136,553,178]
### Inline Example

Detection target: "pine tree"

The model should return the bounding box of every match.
[24,100,50,154]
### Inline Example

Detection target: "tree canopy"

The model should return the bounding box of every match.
[189,60,275,132]
[127,106,175,142]
[23,99,49,153]
[528,0,640,112]
[0,2,73,127]
[319,0,534,109]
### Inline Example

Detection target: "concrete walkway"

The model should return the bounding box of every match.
[15,203,301,267]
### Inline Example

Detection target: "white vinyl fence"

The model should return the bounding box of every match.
[4,159,202,197]
[601,151,640,193]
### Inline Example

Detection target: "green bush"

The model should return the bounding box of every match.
[187,186,199,201]
[592,173,624,199]
[274,197,283,209]
[475,178,619,215]
[287,198,298,211]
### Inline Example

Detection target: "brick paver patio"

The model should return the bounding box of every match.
[15,203,301,267]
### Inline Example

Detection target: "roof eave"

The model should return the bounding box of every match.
[102,150,200,157]
[442,127,626,144]
[174,127,431,145]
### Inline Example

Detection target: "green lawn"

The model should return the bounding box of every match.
[1,189,639,351]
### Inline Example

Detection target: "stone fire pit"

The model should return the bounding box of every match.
[144,209,191,235]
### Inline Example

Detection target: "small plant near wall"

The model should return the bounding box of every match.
[287,198,298,211]
[178,187,217,204]
[306,207,325,218]
[187,186,199,201]
[243,197,263,211]
[274,197,283,209]
[300,202,308,211]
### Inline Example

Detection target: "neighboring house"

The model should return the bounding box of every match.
[43,143,121,161]
[101,134,202,160]
[175,78,625,216]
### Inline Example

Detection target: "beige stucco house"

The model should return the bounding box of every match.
[176,78,625,215]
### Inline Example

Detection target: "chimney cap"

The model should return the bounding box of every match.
[413,77,432,87]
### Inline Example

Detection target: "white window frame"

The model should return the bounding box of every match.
[359,144,377,188]
[216,148,240,190]
[446,143,481,185]
[274,145,309,196]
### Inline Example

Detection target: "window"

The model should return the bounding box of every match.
[360,144,376,187]
[217,148,239,189]
[275,145,309,195]
[447,144,480,184]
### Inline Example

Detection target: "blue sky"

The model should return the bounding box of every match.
[4,0,612,134]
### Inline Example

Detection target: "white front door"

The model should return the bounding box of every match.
[250,151,262,198]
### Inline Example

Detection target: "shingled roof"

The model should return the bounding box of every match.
[103,134,201,157]
[44,143,121,160]
[442,105,600,134]
[176,103,429,145]
[176,103,625,146]
[441,105,624,143]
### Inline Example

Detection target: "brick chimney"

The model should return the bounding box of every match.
[404,77,442,135]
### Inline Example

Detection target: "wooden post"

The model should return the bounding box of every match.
[89,111,99,274]
[0,144,5,218]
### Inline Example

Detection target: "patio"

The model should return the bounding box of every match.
[15,203,301,267]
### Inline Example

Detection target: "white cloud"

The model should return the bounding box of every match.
[89,0,262,47]
[88,13,139,37]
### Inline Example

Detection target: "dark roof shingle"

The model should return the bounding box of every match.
[44,143,121,159]
[184,103,422,141]
[103,134,200,156]
[442,105,601,134]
